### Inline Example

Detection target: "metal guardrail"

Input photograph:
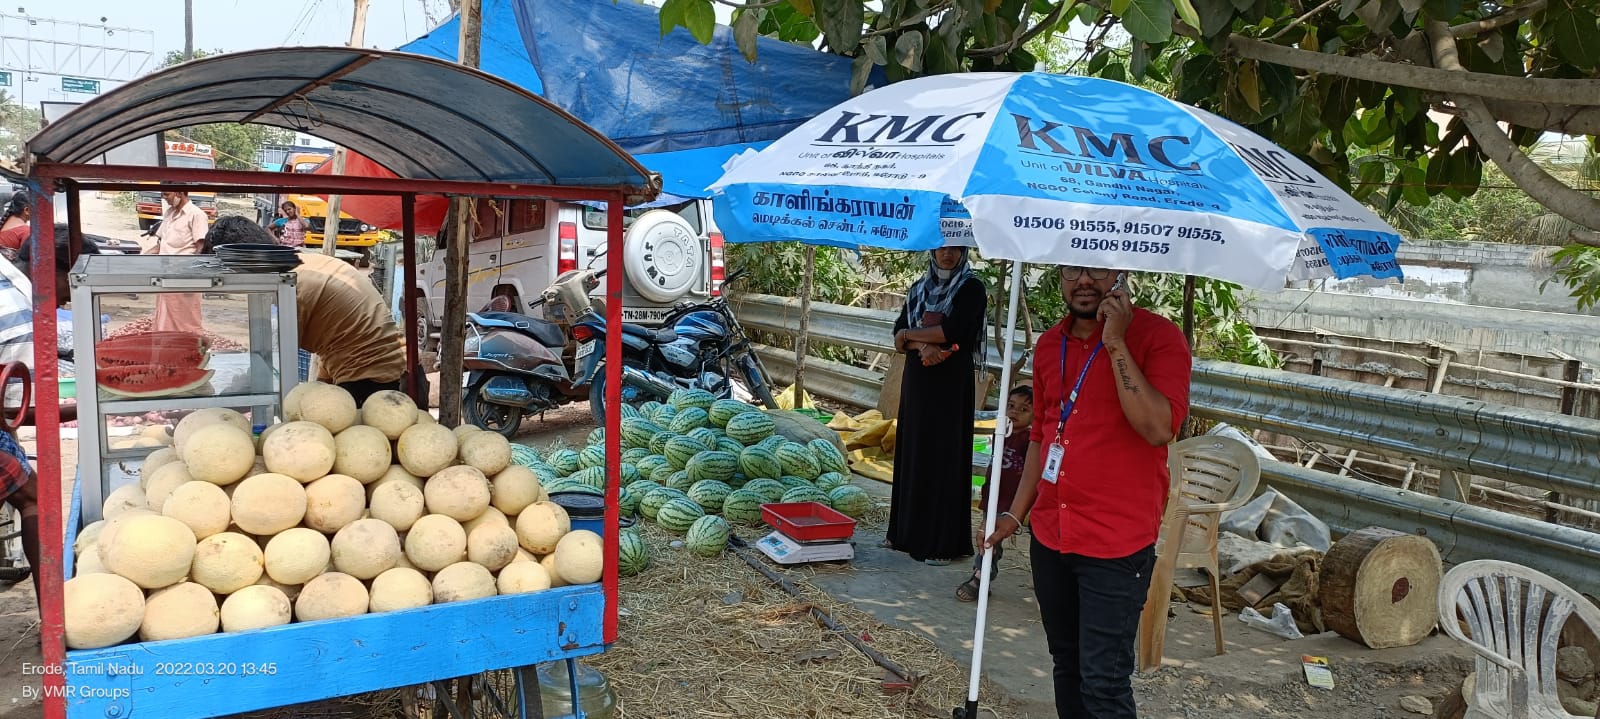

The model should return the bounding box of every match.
[737,292,1600,588]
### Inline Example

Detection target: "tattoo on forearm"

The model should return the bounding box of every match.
[1115,355,1139,393]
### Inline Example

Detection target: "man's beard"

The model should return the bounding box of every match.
[1069,306,1099,320]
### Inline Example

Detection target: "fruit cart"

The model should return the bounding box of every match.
[25,47,657,719]
[71,254,301,524]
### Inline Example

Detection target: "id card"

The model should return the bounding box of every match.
[1042,443,1064,483]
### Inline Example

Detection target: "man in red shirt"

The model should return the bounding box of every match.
[981,265,1191,718]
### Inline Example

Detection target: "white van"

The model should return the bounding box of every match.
[413,197,726,345]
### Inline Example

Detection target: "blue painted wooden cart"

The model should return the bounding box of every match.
[28,47,654,719]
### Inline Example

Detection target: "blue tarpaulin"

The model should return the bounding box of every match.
[396,0,867,198]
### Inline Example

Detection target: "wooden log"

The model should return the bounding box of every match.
[1319,526,1443,649]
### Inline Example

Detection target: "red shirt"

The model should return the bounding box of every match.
[1028,308,1192,559]
[0,224,29,252]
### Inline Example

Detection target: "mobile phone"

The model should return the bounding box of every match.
[1108,271,1128,295]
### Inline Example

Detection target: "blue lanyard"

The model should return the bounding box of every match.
[1055,335,1103,440]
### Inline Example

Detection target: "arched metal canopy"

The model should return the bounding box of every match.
[27,46,659,194]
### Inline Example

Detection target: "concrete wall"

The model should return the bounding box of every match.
[1309,239,1597,316]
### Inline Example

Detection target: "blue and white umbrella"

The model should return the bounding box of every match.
[710,71,1403,289]
[710,71,1406,719]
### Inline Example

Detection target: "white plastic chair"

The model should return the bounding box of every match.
[1437,560,1600,718]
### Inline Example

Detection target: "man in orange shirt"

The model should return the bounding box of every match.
[980,265,1192,718]
[149,191,209,334]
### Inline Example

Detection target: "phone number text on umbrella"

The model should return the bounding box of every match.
[1012,216,1226,249]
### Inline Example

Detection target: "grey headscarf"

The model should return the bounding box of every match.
[906,248,987,364]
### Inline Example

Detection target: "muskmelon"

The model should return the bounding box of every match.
[551,530,602,585]
[302,474,366,533]
[230,473,308,535]
[253,574,303,603]
[459,431,512,475]
[181,423,256,485]
[262,421,338,483]
[420,465,489,522]
[295,572,369,622]
[283,381,324,422]
[489,465,543,516]
[296,383,359,434]
[404,514,468,572]
[102,483,148,520]
[330,518,403,580]
[513,501,571,555]
[467,523,520,571]
[367,465,424,502]
[361,390,419,440]
[64,573,145,648]
[71,545,109,576]
[139,448,180,487]
[333,425,393,484]
[397,423,459,477]
[461,505,509,536]
[139,582,220,641]
[190,532,265,594]
[73,521,106,557]
[369,567,433,612]
[496,561,552,595]
[368,480,426,532]
[220,585,292,632]
[100,514,197,589]
[432,562,497,603]
[143,462,195,511]
[539,552,567,588]
[173,408,250,457]
[263,527,331,585]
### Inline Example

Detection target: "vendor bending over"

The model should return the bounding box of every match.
[203,217,420,405]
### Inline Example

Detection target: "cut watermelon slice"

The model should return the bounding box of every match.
[96,345,211,370]
[97,364,215,399]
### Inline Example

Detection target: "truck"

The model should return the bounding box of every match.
[133,140,219,230]
[255,149,387,264]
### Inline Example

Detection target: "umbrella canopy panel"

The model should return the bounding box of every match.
[26,47,657,191]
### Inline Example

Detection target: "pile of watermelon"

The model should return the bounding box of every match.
[508,389,872,575]
[95,331,216,399]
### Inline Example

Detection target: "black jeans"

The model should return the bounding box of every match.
[1030,537,1156,719]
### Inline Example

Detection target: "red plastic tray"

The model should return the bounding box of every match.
[761,501,857,542]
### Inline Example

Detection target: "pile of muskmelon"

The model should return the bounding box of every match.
[511,390,872,577]
[65,383,595,650]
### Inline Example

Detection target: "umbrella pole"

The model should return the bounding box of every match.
[1181,275,1196,351]
[957,260,1025,719]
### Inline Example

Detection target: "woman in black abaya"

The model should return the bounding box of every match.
[885,239,987,565]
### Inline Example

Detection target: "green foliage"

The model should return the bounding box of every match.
[0,90,41,163]
[1541,245,1600,310]
[161,49,294,170]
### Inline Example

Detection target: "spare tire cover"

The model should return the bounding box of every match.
[622,210,702,303]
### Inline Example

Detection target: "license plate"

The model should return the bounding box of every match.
[621,307,672,323]
[574,341,596,361]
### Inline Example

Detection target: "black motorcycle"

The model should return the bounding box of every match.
[572,269,778,424]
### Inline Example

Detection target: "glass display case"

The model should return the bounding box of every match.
[69,254,300,523]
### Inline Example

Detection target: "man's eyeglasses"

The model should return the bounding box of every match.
[1060,266,1112,281]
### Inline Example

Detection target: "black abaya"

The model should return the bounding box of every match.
[885,277,987,562]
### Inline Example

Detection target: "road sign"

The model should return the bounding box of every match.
[0,72,10,87]
[62,77,100,94]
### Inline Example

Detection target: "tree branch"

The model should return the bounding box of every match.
[1268,0,1340,40]
[1571,228,1600,248]
[1427,21,1600,235]
[968,0,1069,58]
[1449,0,1548,37]
[1227,35,1600,106]
[1432,99,1600,137]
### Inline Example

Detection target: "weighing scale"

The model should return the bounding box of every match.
[754,530,855,564]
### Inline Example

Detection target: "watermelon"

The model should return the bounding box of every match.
[509,444,543,468]
[648,431,679,456]
[709,399,758,428]
[828,485,872,517]
[620,404,643,419]
[578,445,607,471]
[620,463,642,485]
[814,472,849,493]
[586,427,605,447]
[777,476,814,491]
[668,407,710,434]
[641,487,689,520]
[622,447,650,464]
[725,412,776,445]
[742,478,787,503]
[621,417,665,449]
[663,436,711,470]
[635,455,672,477]
[527,464,561,484]
[97,364,214,399]
[687,480,734,513]
[618,485,641,517]
[626,479,662,498]
[95,342,208,370]
[567,466,606,489]
[618,530,650,576]
[685,515,731,557]
[776,442,822,480]
[686,427,722,449]
[721,489,766,525]
[655,497,706,533]
[669,388,716,412]
[686,451,739,484]
[650,404,677,425]
[738,446,783,480]
[648,465,677,487]
[640,401,664,416]
[714,437,746,455]
[666,470,695,492]
[781,486,832,505]
[546,448,581,476]
[808,439,850,476]
[550,482,602,497]
[727,473,749,489]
